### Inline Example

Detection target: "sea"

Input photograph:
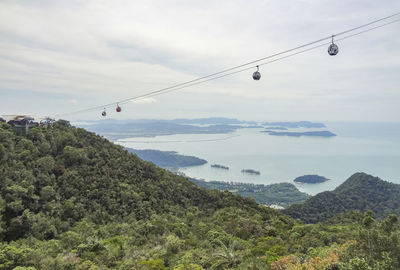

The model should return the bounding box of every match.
[116,122,400,195]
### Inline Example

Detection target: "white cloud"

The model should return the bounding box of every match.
[0,0,400,121]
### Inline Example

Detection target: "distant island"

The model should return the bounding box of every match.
[74,118,331,140]
[263,127,288,130]
[263,121,326,128]
[294,174,329,184]
[211,164,229,170]
[241,169,260,175]
[189,178,310,207]
[245,125,265,129]
[74,118,246,139]
[125,148,207,168]
[262,131,336,137]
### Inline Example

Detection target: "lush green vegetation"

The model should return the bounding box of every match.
[284,172,400,223]
[293,174,329,184]
[189,179,310,208]
[1,121,400,269]
[125,148,207,168]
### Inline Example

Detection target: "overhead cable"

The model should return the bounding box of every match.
[55,13,400,117]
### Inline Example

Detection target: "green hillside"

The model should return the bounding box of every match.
[284,172,400,223]
[1,121,400,269]
[0,121,288,239]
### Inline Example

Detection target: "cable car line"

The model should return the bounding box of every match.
[57,17,400,117]
[55,13,400,118]
[117,18,400,103]
[330,11,400,36]
[109,20,400,104]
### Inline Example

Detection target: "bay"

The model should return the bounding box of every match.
[116,122,400,195]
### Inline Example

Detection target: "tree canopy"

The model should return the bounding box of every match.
[1,121,399,269]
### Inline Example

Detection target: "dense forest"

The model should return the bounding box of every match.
[284,172,400,223]
[0,121,399,269]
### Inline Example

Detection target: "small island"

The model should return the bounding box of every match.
[263,126,288,130]
[241,169,260,175]
[211,164,229,170]
[262,131,336,138]
[294,174,329,184]
[263,121,326,128]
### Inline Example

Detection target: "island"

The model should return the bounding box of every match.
[125,148,207,168]
[263,121,326,128]
[262,131,336,137]
[263,127,288,130]
[74,118,332,140]
[241,169,260,175]
[75,117,246,140]
[211,164,229,170]
[293,174,329,184]
[188,178,310,208]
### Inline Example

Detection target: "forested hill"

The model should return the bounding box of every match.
[0,120,289,241]
[2,121,400,269]
[284,172,400,223]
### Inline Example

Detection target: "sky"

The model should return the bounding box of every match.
[1,0,400,122]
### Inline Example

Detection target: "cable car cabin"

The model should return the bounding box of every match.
[252,71,261,80]
[102,110,107,117]
[116,105,122,112]
[328,35,339,56]
[328,43,339,56]
[252,65,261,80]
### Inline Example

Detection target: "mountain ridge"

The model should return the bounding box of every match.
[284,172,400,223]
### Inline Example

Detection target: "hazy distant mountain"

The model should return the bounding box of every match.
[75,118,332,140]
[75,118,245,139]
[170,117,245,125]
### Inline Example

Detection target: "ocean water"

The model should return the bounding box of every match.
[117,122,400,195]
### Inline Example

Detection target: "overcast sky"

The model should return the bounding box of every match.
[1,0,400,122]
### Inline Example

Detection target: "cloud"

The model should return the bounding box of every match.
[0,0,400,121]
